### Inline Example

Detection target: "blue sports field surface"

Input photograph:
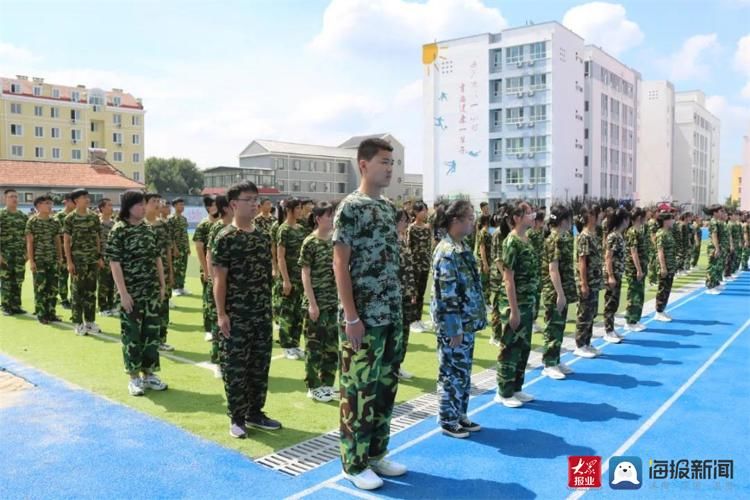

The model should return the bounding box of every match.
[1,272,748,499]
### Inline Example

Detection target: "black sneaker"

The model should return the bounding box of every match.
[37,316,49,325]
[61,300,71,309]
[2,309,13,316]
[13,308,27,315]
[246,412,282,431]
[441,423,470,439]
[47,315,62,322]
[458,418,481,432]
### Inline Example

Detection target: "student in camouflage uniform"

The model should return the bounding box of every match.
[206,196,234,377]
[430,200,486,438]
[169,198,190,295]
[300,201,339,403]
[541,205,577,380]
[602,208,630,344]
[0,189,28,315]
[64,189,103,335]
[396,209,418,380]
[730,212,743,275]
[193,195,218,339]
[277,198,307,360]
[55,193,75,309]
[406,201,432,332]
[742,214,750,271]
[574,205,604,359]
[705,205,724,293]
[646,210,660,286]
[654,212,677,321]
[25,195,61,323]
[333,138,406,490]
[97,198,117,316]
[474,214,492,305]
[254,197,276,236]
[488,210,507,346]
[298,198,314,236]
[691,216,703,268]
[144,194,174,351]
[269,215,282,321]
[493,201,538,408]
[624,207,648,331]
[107,190,168,397]
[719,208,732,281]
[526,210,545,331]
[672,213,686,275]
[212,181,281,439]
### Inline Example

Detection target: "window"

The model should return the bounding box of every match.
[492,79,502,97]
[530,41,546,60]
[337,182,347,194]
[11,145,23,157]
[292,181,300,192]
[530,136,547,152]
[277,180,285,192]
[72,149,82,160]
[492,139,502,157]
[52,88,60,98]
[10,124,23,136]
[34,105,43,117]
[10,83,21,93]
[506,45,523,64]
[584,155,588,167]
[35,147,44,158]
[584,100,589,112]
[584,128,589,139]
[11,103,21,114]
[529,167,546,184]
[113,96,121,107]
[584,61,590,77]
[113,152,123,162]
[71,91,80,102]
[325,161,332,172]
[133,153,141,163]
[132,115,141,126]
[71,129,82,142]
[309,181,317,192]
[505,167,523,184]
[52,148,61,159]
[530,104,547,121]
[529,73,546,90]
[491,49,502,70]
[323,182,331,193]
[506,77,523,94]
[51,127,60,139]
[505,137,524,154]
[276,158,286,169]
[292,159,301,170]
[506,107,524,123]
[492,169,502,185]
[133,172,140,182]
[113,132,123,144]
[337,162,347,174]
[50,107,59,118]
[601,94,608,117]
[70,109,81,121]
[310,160,317,172]
[491,109,502,128]
[132,134,140,145]
[33,86,42,97]
[35,126,44,138]
[113,114,121,125]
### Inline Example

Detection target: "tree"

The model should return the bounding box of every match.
[145,157,204,195]
[724,196,739,211]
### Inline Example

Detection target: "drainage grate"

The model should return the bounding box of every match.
[255,367,498,476]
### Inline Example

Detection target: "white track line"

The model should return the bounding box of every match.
[324,483,383,499]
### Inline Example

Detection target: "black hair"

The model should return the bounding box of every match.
[413,201,427,213]
[548,204,571,229]
[71,188,89,201]
[435,199,473,232]
[574,206,594,233]
[309,200,337,229]
[4,188,17,195]
[630,207,645,222]
[301,198,314,207]
[535,210,545,223]
[144,192,161,203]
[215,195,230,218]
[97,198,111,210]
[260,197,271,205]
[171,197,185,206]
[119,190,145,220]
[226,181,258,202]
[202,195,216,209]
[505,201,531,229]
[606,207,630,234]
[278,197,302,224]
[703,204,722,216]
[657,211,673,227]
[480,201,489,209]
[63,192,73,201]
[479,214,490,228]
[357,138,393,163]
[33,195,52,207]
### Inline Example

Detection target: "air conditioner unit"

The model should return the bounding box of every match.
[528,122,535,128]
[528,152,535,158]
[516,153,523,159]
[71,139,78,144]
[517,91,524,98]
[516,61,524,68]
[527,60,535,66]
[516,122,523,128]
[528,183,535,189]
[116,123,121,128]
[528,90,535,97]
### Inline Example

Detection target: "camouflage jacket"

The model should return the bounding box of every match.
[406,223,432,274]
[278,222,307,284]
[25,215,61,265]
[576,230,603,291]
[254,214,276,237]
[168,213,190,250]
[64,210,101,263]
[604,231,626,280]
[495,233,539,308]
[625,225,647,277]
[106,220,160,301]
[656,228,677,273]
[398,236,417,300]
[542,228,577,304]
[0,208,28,258]
[299,233,337,311]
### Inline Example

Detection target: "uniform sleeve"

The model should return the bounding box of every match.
[106,226,122,262]
[332,201,355,248]
[212,233,230,269]
[298,237,313,268]
[192,222,205,243]
[501,238,518,271]
[24,217,33,236]
[655,231,664,248]
[434,252,463,337]
[277,225,289,249]
[401,246,418,298]
[549,234,562,264]
[63,213,73,235]
[577,234,591,257]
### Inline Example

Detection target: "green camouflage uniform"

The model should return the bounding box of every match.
[672,221,685,272]
[299,234,339,390]
[655,228,676,312]
[332,191,402,476]
[603,231,626,333]
[54,209,73,305]
[474,227,493,304]
[575,230,603,348]
[254,214,276,237]
[431,236,486,426]
[147,218,172,343]
[731,221,743,273]
[25,215,60,319]
[212,224,273,424]
[691,221,702,267]
[720,220,732,278]
[106,220,162,374]
[526,227,545,321]
[488,229,506,343]
[169,213,190,289]
[742,222,750,271]
[706,218,723,289]
[193,216,215,332]
[541,228,577,367]
[297,217,314,237]
[270,220,281,320]
[0,208,28,313]
[206,220,228,364]
[624,225,648,324]
[98,218,116,312]
[406,223,432,323]
[277,222,307,349]
[494,233,538,398]
[64,210,101,324]
[646,218,659,285]
[399,235,418,365]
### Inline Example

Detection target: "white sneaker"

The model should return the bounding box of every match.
[585,345,601,357]
[213,365,222,379]
[655,312,672,322]
[284,348,300,360]
[142,374,168,391]
[543,366,566,380]
[128,378,145,396]
[343,468,383,490]
[293,347,306,359]
[370,457,407,477]
[204,331,213,342]
[410,321,425,333]
[74,323,87,336]
[574,347,596,358]
[514,391,534,403]
[397,368,413,380]
[158,343,175,352]
[532,321,543,333]
[100,310,111,317]
[603,332,622,344]
[307,387,333,402]
[85,322,101,334]
[109,309,120,317]
[489,337,501,347]
[323,386,340,400]
[168,300,176,309]
[172,289,182,297]
[558,363,574,375]
[634,322,646,331]
[494,393,523,408]
[706,288,720,295]
[624,323,637,332]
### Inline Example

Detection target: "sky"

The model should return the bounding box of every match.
[1,0,749,199]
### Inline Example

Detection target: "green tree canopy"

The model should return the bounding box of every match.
[145,157,204,195]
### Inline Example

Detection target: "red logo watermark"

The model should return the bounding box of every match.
[568,456,602,489]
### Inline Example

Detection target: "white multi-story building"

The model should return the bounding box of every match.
[637,81,676,205]
[673,91,720,212]
[423,22,586,209]
[583,46,640,200]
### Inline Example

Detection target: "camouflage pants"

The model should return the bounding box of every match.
[277,282,304,349]
[120,296,161,374]
[201,278,212,332]
[174,248,189,289]
[415,268,429,320]
[542,299,569,367]
[0,255,25,312]
[303,308,338,389]
[656,273,674,313]
[206,279,220,364]
[603,278,622,333]
[58,264,70,303]
[480,270,490,305]
[692,242,701,267]
[97,265,116,312]
[706,250,723,289]
[33,261,58,318]
[676,247,685,272]
[624,274,645,324]
[339,322,403,475]
[733,248,742,273]
[742,247,750,271]
[496,304,533,398]
[271,276,282,321]
[71,260,97,324]
[533,283,542,322]
[724,250,735,277]
[575,289,600,348]
[436,331,475,426]
[647,252,659,286]
[401,299,420,365]
[159,288,170,343]
[219,314,273,423]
